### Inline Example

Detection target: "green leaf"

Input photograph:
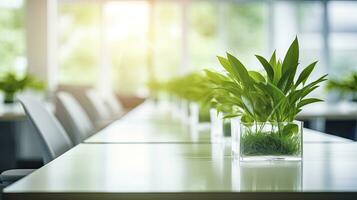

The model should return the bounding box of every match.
[241,95,255,117]
[241,114,254,123]
[295,61,317,87]
[277,62,298,93]
[256,55,274,81]
[282,37,299,76]
[267,82,286,101]
[217,56,240,81]
[226,53,251,85]
[297,98,322,108]
[223,114,240,119]
[300,74,328,98]
[204,70,229,84]
[248,71,266,83]
[269,50,277,67]
[300,85,319,99]
[272,60,282,84]
[282,123,299,137]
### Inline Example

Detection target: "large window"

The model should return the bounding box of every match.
[105,1,150,96]
[56,0,357,97]
[58,3,100,85]
[153,2,181,81]
[224,2,267,70]
[189,2,218,70]
[0,0,25,74]
[329,1,357,78]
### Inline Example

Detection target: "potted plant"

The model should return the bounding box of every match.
[209,109,231,142]
[163,73,212,125]
[207,37,327,161]
[327,73,357,102]
[204,71,233,141]
[0,72,45,104]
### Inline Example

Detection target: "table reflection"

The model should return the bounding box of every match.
[234,161,302,191]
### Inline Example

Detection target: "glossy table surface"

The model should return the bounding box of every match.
[86,102,351,144]
[4,101,357,200]
[5,143,357,191]
[86,119,350,144]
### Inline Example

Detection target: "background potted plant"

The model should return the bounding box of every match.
[204,71,234,141]
[207,37,327,161]
[162,72,212,125]
[327,73,357,102]
[0,72,45,104]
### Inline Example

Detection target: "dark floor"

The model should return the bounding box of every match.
[0,185,3,200]
[303,119,357,141]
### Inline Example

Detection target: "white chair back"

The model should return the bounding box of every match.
[103,92,124,118]
[18,96,73,164]
[86,89,112,122]
[56,92,94,144]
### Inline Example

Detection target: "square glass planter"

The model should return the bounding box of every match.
[178,98,189,123]
[210,108,223,141]
[210,109,232,142]
[222,118,231,137]
[189,102,210,127]
[235,121,303,161]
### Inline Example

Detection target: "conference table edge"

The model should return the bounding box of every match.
[4,191,357,200]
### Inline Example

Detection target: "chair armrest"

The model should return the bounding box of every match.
[1,169,36,185]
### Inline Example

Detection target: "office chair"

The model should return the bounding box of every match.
[55,92,95,145]
[103,92,124,119]
[85,89,113,127]
[0,96,73,185]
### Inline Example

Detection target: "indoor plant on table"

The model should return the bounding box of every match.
[0,72,45,104]
[205,70,236,140]
[164,72,213,124]
[207,37,327,161]
[327,73,357,101]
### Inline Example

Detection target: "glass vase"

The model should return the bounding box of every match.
[237,121,303,161]
[209,108,223,142]
[210,109,232,142]
[189,102,210,127]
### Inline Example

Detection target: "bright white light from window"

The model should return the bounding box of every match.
[0,0,23,8]
[329,1,357,31]
[104,1,149,41]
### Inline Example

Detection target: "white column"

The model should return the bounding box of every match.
[26,0,58,93]
[273,1,298,57]
[217,2,227,55]
[322,1,332,102]
[97,1,112,97]
[322,1,330,74]
[147,0,156,82]
[180,0,190,75]
[267,0,276,53]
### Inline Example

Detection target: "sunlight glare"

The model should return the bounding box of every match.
[104,1,149,41]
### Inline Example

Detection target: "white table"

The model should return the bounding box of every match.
[86,101,351,144]
[4,101,357,199]
[85,121,351,144]
[4,143,357,199]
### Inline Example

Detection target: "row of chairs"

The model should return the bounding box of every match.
[0,89,124,185]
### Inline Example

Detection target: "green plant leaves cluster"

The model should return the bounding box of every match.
[241,128,301,156]
[207,37,327,123]
[327,73,357,95]
[0,72,46,102]
[154,72,215,107]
